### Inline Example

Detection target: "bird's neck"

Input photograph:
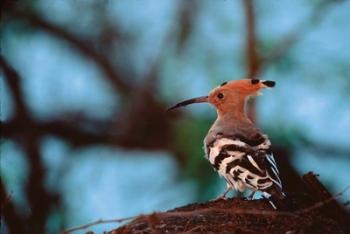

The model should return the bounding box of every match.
[206,101,256,146]
[216,100,251,124]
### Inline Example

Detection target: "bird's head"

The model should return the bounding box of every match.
[167,79,275,116]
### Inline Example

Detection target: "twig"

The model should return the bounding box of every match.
[181,217,193,234]
[182,225,204,234]
[162,206,298,219]
[0,56,30,118]
[61,216,136,234]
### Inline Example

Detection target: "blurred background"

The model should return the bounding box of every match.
[1,0,350,233]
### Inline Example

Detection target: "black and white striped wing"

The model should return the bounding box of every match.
[206,134,284,197]
[251,149,284,198]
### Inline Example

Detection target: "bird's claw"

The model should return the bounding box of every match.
[210,194,228,202]
[210,186,232,201]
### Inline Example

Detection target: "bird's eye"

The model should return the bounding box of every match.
[251,79,259,84]
[217,93,224,99]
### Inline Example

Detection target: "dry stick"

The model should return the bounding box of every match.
[161,206,298,219]
[61,216,135,234]
[62,186,349,234]
[182,225,204,234]
[181,216,194,234]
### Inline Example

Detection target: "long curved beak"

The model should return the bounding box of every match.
[167,96,208,111]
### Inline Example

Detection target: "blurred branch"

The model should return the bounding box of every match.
[3,6,130,95]
[2,3,177,150]
[1,55,171,152]
[2,116,171,150]
[0,57,29,232]
[0,56,31,119]
[1,56,59,234]
[3,118,113,147]
[176,0,198,52]
[24,137,59,234]
[240,0,349,144]
[262,0,347,65]
[0,181,26,234]
[242,0,261,78]
[242,0,260,123]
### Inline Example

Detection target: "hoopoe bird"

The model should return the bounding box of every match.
[168,79,286,209]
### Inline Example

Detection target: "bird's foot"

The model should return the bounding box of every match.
[210,187,232,202]
[211,194,228,201]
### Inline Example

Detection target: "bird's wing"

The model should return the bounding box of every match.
[233,134,284,198]
[206,132,284,196]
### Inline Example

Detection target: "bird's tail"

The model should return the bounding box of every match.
[263,187,292,211]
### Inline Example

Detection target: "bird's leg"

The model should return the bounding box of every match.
[212,184,232,201]
[218,187,231,200]
[235,191,243,198]
[246,191,256,200]
[211,184,233,201]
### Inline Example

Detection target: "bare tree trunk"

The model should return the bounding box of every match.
[242,0,261,123]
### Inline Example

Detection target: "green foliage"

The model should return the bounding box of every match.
[172,117,220,200]
[264,122,307,150]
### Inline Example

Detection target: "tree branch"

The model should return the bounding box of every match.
[242,0,261,78]
[1,55,59,234]
[0,56,30,119]
[3,7,130,95]
[0,181,26,234]
[241,0,260,123]
[262,0,348,65]
[61,217,135,234]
